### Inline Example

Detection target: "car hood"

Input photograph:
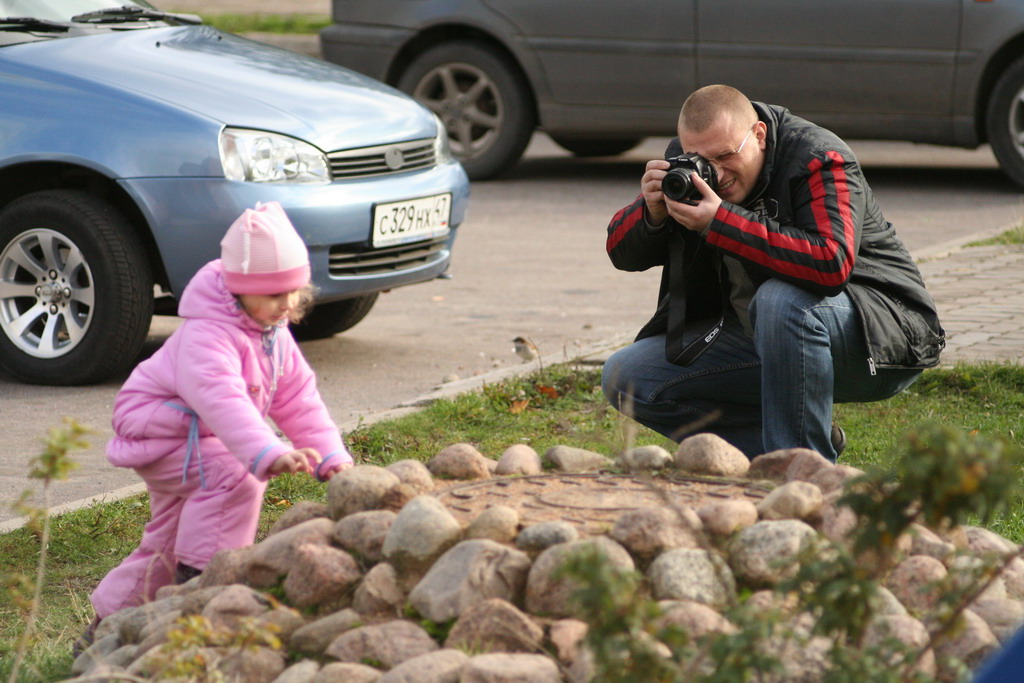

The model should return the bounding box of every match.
[7,25,436,152]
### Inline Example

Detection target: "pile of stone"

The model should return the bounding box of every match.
[69,434,1024,682]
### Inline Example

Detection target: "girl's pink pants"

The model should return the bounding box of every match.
[90,442,266,618]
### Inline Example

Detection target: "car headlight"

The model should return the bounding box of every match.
[432,113,452,165]
[219,128,331,184]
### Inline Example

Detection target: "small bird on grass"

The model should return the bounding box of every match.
[512,336,541,369]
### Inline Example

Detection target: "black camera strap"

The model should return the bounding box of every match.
[665,240,727,366]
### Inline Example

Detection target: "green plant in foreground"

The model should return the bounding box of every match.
[561,423,1024,682]
[137,614,283,681]
[4,419,90,683]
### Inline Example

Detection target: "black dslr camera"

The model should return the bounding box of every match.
[662,153,718,204]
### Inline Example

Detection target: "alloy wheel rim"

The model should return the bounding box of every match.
[1009,86,1024,158]
[0,228,94,358]
[414,61,504,162]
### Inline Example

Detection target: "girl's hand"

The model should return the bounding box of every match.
[317,459,353,482]
[268,448,320,476]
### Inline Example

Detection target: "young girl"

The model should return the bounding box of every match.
[85,201,354,634]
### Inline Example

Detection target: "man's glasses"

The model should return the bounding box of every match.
[709,123,756,165]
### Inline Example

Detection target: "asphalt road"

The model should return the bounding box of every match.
[1,134,1021,528]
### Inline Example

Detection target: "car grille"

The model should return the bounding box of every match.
[328,139,436,179]
[328,235,449,277]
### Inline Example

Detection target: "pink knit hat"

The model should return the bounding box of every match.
[220,201,310,295]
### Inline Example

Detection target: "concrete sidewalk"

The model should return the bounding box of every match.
[916,237,1024,365]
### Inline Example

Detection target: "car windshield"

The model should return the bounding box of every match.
[0,0,172,24]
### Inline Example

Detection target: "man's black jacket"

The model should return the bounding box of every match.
[606,102,944,372]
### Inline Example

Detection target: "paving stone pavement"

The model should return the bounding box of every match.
[917,243,1024,366]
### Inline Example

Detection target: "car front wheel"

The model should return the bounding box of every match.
[0,190,152,385]
[398,41,535,180]
[290,293,379,341]
[987,56,1024,189]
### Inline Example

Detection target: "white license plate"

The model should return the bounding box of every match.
[372,193,452,248]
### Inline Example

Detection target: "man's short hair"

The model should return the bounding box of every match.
[679,85,755,133]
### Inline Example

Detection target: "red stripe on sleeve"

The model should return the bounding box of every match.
[606,196,645,253]
[708,152,855,287]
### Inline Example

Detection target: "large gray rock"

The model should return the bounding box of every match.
[934,609,999,674]
[333,510,396,564]
[697,499,759,537]
[785,450,833,482]
[747,449,804,481]
[466,505,520,544]
[325,620,439,669]
[245,517,335,587]
[675,433,749,477]
[969,597,1024,643]
[314,662,382,682]
[548,619,588,664]
[201,584,271,630]
[964,525,1019,554]
[495,444,543,475]
[515,520,579,553]
[728,519,819,586]
[271,660,321,683]
[427,442,491,480]
[808,464,863,495]
[863,614,935,678]
[290,609,364,656]
[885,555,948,613]
[756,480,824,522]
[609,506,700,565]
[379,649,469,683]
[386,459,435,493]
[618,444,673,472]
[444,598,544,653]
[199,547,251,588]
[327,465,402,520]
[381,495,463,579]
[353,562,405,616]
[268,501,329,536]
[216,646,287,683]
[525,537,634,618]
[543,445,611,473]
[283,543,362,610]
[459,653,562,683]
[408,539,532,623]
[648,549,736,608]
[657,600,738,639]
[908,523,956,563]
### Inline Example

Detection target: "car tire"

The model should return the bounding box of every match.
[987,57,1024,188]
[398,41,535,180]
[551,136,643,158]
[290,293,379,341]
[0,190,152,385]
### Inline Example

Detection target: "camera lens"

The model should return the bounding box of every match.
[662,168,694,202]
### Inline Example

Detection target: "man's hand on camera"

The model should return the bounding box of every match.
[666,172,722,233]
[641,159,671,226]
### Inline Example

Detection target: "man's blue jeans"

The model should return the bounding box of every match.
[602,279,921,460]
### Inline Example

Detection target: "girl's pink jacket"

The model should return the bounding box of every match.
[106,260,352,481]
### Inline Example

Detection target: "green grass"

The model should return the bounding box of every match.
[195,13,330,35]
[2,361,1022,681]
[966,223,1024,247]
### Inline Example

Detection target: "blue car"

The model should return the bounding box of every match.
[0,1,469,385]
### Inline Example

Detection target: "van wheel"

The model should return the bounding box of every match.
[987,56,1024,189]
[0,190,152,385]
[399,41,535,180]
